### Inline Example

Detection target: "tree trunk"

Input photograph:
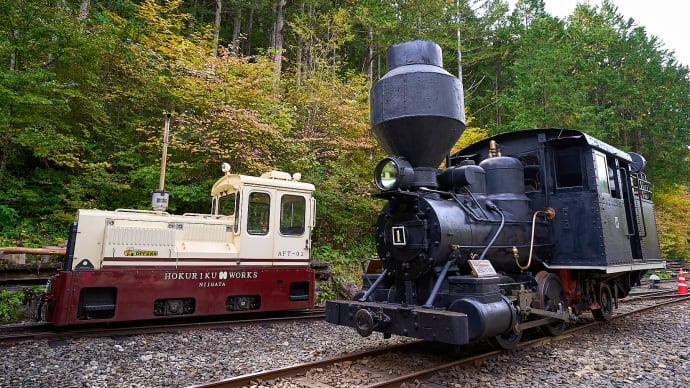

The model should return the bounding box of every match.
[212,0,222,55]
[244,5,254,55]
[78,0,90,21]
[495,58,502,128]
[272,0,287,81]
[10,29,18,71]
[367,27,373,87]
[295,2,304,87]
[231,8,242,52]
[456,0,463,81]
[0,123,9,183]
[304,3,314,73]
[2,30,19,183]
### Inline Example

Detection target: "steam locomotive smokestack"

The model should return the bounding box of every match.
[370,40,465,168]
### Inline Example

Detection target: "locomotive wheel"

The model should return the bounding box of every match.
[488,324,523,350]
[592,283,614,321]
[534,271,567,336]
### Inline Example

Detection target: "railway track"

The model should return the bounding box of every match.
[0,309,325,346]
[191,292,690,388]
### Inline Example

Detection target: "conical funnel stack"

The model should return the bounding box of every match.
[370,40,466,168]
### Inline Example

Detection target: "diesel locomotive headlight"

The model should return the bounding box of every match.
[374,156,414,190]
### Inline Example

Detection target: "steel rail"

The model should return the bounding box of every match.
[0,309,325,346]
[187,342,424,388]
[192,295,690,388]
[364,295,690,387]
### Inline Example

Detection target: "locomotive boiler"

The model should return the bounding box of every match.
[325,40,664,349]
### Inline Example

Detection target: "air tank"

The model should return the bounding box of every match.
[370,40,465,168]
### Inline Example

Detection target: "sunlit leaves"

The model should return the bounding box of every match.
[655,185,690,259]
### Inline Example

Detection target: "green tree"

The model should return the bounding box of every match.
[500,14,582,130]
[655,185,690,259]
[0,0,130,244]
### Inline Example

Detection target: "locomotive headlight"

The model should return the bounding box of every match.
[374,156,414,190]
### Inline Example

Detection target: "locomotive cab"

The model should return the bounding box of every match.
[210,169,316,265]
[455,129,662,272]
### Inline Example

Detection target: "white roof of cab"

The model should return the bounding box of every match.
[211,171,315,196]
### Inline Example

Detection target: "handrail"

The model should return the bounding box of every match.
[631,172,650,238]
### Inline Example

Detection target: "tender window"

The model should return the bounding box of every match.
[594,152,622,198]
[280,195,306,236]
[247,192,270,235]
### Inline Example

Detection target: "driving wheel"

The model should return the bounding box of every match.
[534,271,568,336]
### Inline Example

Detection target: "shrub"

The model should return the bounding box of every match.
[0,289,25,322]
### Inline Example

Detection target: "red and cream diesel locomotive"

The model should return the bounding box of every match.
[40,167,317,325]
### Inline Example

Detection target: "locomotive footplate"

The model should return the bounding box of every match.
[325,300,469,345]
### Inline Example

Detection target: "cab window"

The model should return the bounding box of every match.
[280,195,306,236]
[594,152,610,194]
[247,192,270,235]
[594,152,622,198]
[216,192,241,233]
[554,147,583,188]
[518,154,541,192]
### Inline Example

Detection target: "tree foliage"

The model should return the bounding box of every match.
[0,0,688,261]
[654,185,690,259]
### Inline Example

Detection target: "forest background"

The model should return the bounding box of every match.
[1,0,689,288]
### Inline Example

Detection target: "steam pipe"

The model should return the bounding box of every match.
[516,208,556,270]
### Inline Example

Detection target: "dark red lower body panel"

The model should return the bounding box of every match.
[45,266,315,326]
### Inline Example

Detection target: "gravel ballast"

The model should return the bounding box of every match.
[1,299,689,387]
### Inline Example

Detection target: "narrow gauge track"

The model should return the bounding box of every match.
[192,293,690,388]
[622,289,678,301]
[0,309,325,346]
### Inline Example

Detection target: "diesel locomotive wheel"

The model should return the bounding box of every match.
[592,283,614,321]
[534,271,567,336]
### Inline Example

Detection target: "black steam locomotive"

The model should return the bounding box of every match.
[325,40,664,349]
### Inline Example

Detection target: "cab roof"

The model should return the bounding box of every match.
[211,171,315,197]
[454,128,633,163]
